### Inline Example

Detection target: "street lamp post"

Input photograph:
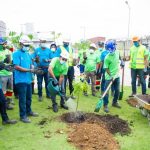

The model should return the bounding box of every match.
[125,1,131,58]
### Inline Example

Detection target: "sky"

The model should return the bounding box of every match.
[0,0,150,42]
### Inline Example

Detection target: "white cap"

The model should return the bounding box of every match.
[90,43,97,49]
[19,35,32,45]
[60,50,69,59]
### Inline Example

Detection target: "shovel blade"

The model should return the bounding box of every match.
[66,98,77,112]
[94,98,103,112]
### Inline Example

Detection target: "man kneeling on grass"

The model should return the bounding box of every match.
[48,51,69,112]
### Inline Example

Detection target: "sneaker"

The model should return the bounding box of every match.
[27,112,39,117]
[52,104,58,112]
[38,96,42,102]
[46,95,51,99]
[60,104,68,110]
[2,119,17,125]
[6,105,14,110]
[112,102,121,108]
[20,117,31,123]
[71,95,76,99]
[83,92,88,96]
[104,106,109,113]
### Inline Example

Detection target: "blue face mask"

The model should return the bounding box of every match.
[22,46,29,52]
[99,48,103,51]
[133,42,140,47]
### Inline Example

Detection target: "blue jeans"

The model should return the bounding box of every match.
[0,89,9,121]
[16,83,32,118]
[37,69,50,97]
[103,77,120,106]
[131,68,146,94]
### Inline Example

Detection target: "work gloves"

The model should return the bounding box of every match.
[0,63,14,71]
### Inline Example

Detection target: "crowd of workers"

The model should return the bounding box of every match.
[0,35,149,126]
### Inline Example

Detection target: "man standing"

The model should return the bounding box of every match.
[48,51,69,112]
[13,36,38,123]
[59,39,75,99]
[34,40,51,101]
[103,40,121,113]
[0,37,14,110]
[129,36,148,96]
[83,43,100,96]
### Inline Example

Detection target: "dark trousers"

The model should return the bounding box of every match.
[37,69,50,97]
[16,83,32,118]
[0,89,9,121]
[13,72,18,97]
[131,68,146,94]
[50,77,65,106]
[103,77,120,106]
[64,66,74,95]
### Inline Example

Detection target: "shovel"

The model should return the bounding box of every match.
[94,78,114,112]
[119,67,124,100]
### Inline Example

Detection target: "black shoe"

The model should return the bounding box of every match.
[38,96,42,102]
[46,95,51,99]
[61,104,68,110]
[52,104,58,112]
[2,119,17,125]
[27,112,39,117]
[92,93,96,97]
[112,102,121,108]
[6,105,14,110]
[20,117,31,123]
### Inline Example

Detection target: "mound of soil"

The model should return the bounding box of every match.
[68,123,120,150]
[61,112,131,135]
[127,98,138,107]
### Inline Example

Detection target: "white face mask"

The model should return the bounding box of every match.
[40,43,46,48]
[60,60,66,65]
[51,48,56,52]
[22,46,29,52]
[89,49,94,54]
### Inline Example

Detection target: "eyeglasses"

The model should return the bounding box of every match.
[62,58,67,61]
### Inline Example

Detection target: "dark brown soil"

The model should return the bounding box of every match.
[136,95,150,104]
[127,98,138,107]
[61,112,131,136]
[68,123,120,150]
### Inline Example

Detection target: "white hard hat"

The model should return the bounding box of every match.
[60,50,69,59]
[63,39,70,43]
[19,35,32,45]
[90,43,97,49]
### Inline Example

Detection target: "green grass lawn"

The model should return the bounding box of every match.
[0,86,150,150]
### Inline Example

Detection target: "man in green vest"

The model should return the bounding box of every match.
[0,37,14,110]
[59,39,75,99]
[129,36,149,96]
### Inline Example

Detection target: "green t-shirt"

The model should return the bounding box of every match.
[129,45,149,69]
[0,49,12,76]
[84,52,100,72]
[104,50,120,80]
[50,57,68,77]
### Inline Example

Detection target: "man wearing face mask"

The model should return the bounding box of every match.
[33,40,51,101]
[103,40,121,113]
[0,37,14,110]
[48,51,69,112]
[49,42,61,58]
[129,36,149,97]
[60,39,75,99]
[83,43,100,96]
[13,36,38,123]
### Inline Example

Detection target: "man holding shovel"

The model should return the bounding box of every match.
[48,51,69,112]
[103,40,121,113]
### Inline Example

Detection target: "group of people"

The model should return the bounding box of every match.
[0,35,149,126]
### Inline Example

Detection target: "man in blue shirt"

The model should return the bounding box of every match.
[49,42,61,58]
[33,40,51,101]
[13,36,38,123]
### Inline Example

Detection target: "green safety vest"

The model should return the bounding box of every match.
[60,46,73,66]
[129,45,145,69]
